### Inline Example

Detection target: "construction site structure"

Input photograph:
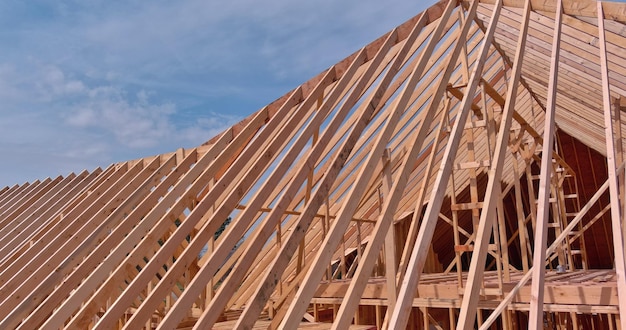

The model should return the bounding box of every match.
[1,0,626,328]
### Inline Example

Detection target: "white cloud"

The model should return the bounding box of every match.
[0,0,429,186]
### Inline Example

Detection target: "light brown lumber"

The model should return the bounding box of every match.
[382,149,397,306]
[0,164,131,317]
[326,20,472,218]
[0,183,26,213]
[473,0,626,23]
[0,181,38,222]
[0,174,73,243]
[513,155,530,272]
[397,98,452,292]
[0,177,55,231]
[0,164,118,273]
[480,165,621,329]
[0,157,162,328]
[0,175,63,234]
[84,85,306,329]
[50,109,263,329]
[318,17,469,223]
[272,6,462,329]
[14,155,179,329]
[230,17,434,330]
[598,3,626,328]
[389,0,502,328]
[528,0,563,326]
[150,41,375,330]
[0,186,9,200]
[456,0,531,327]
[229,19,434,330]
[0,171,89,260]
[329,3,463,328]
[152,41,377,330]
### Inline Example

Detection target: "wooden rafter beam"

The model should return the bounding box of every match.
[389,0,503,328]
[481,164,623,329]
[598,2,626,328]
[528,0,563,326]
[274,4,460,328]
[470,0,626,23]
[456,0,532,326]
[329,2,464,328]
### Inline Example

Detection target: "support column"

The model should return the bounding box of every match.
[598,3,626,328]
[528,0,563,327]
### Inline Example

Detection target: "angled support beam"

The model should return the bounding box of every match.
[381,149,397,306]
[194,42,384,329]
[388,0,503,328]
[275,4,461,328]
[598,2,626,328]
[455,0,532,328]
[480,165,622,329]
[230,12,432,330]
[330,3,471,328]
[528,0,563,327]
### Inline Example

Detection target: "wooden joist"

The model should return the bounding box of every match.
[1,1,626,329]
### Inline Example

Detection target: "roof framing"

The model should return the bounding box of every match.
[1,0,626,329]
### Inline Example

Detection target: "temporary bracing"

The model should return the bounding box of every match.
[1,0,626,328]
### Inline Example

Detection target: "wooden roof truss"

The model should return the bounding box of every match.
[1,0,626,329]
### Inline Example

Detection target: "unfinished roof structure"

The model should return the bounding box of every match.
[2,0,626,328]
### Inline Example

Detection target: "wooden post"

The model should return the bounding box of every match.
[480,171,619,329]
[456,0,530,327]
[598,3,626,328]
[275,4,458,328]
[382,149,397,306]
[390,1,502,328]
[528,0,563,327]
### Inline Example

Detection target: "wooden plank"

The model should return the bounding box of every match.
[479,167,623,329]
[396,98,453,292]
[327,3,464,328]
[48,106,269,329]
[389,1,503,328]
[528,0,563,327]
[598,3,626,328]
[85,84,309,329]
[131,26,382,330]
[163,27,402,330]
[246,11,446,329]
[0,164,130,316]
[14,156,181,329]
[0,158,163,327]
[381,149,397,307]
[471,0,626,23]
[456,2,532,327]
[0,171,89,261]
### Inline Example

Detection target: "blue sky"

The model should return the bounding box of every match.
[0,0,428,187]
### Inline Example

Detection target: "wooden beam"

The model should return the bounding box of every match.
[479,165,624,329]
[456,0,532,327]
[58,100,281,329]
[328,4,465,328]
[598,2,626,328]
[274,7,457,328]
[381,149,397,306]
[208,15,431,330]
[389,0,503,328]
[528,0,563,326]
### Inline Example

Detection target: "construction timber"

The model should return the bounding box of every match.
[1,0,626,329]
